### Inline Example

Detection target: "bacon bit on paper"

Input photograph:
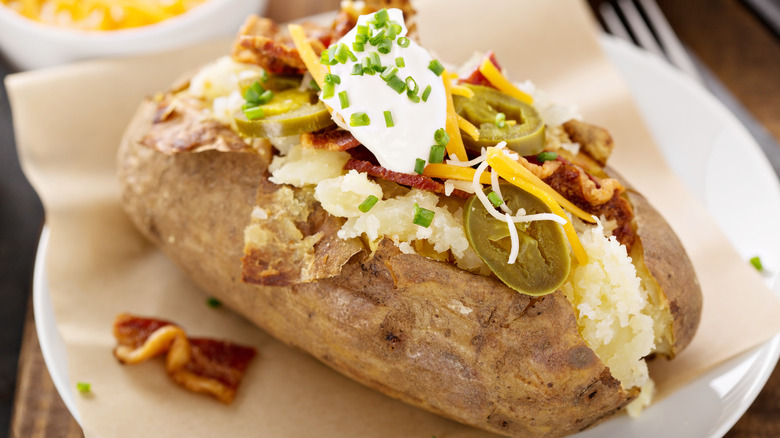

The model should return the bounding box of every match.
[112,313,256,404]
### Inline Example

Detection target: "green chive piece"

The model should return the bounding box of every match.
[351,63,364,76]
[395,57,405,68]
[388,23,402,38]
[309,79,320,91]
[338,90,350,109]
[434,128,450,146]
[259,69,269,83]
[350,112,371,127]
[76,382,91,393]
[750,256,764,271]
[429,145,446,164]
[325,73,341,84]
[405,76,419,95]
[369,28,386,46]
[358,195,379,213]
[335,43,352,64]
[357,24,369,35]
[377,38,393,54]
[206,297,222,308]
[355,33,368,44]
[243,105,264,120]
[386,75,406,94]
[369,52,382,71]
[380,66,398,81]
[322,82,335,99]
[375,8,389,26]
[414,158,426,175]
[537,151,558,162]
[353,42,365,52]
[361,57,375,75]
[243,81,265,105]
[413,203,435,228]
[258,89,274,104]
[397,36,410,48]
[428,59,445,76]
[326,44,339,65]
[407,92,421,103]
[421,84,432,102]
[487,191,504,207]
[384,110,394,127]
[495,112,506,128]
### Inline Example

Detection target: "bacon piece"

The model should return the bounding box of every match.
[113,313,256,404]
[231,15,329,75]
[345,159,470,199]
[301,127,361,152]
[459,51,502,88]
[563,120,615,167]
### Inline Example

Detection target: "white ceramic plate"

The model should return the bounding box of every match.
[33,35,780,436]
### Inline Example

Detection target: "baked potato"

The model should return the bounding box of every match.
[116,5,702,437]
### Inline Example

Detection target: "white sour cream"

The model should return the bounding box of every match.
[320,8,447,174]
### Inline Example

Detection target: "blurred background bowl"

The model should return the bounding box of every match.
[0,0,267,71]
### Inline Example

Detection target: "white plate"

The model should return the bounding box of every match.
[33,35,780,436]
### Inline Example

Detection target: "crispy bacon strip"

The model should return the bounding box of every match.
[301,127,361,152]
[231,16,330,74]
[345,159,470,198]
[113,313,256,404]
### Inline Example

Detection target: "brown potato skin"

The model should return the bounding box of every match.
[118,98,636,437]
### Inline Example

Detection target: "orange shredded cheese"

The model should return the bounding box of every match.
[288,23,327,87]
[478,59,534,105]
[441,70,468,162]
[457,115,480,140]
[450,85,475,98]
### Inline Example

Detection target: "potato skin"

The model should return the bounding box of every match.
[118,98,636,437]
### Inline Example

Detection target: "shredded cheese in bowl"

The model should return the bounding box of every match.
[1,0,208,30]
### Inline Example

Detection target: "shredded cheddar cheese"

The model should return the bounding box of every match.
[441,70,468,162]
[288,23,327,88]
[478,58,534,105]
[450,84,475,98]
[457,114,480,140]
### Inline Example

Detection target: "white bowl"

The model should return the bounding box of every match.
[0,0,267,71]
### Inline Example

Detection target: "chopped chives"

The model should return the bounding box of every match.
[355,33,368,44]
[397,36,410,48]
[361,57,375,75]
[495,112,506,128]
[243,105,264,120]
[395,57,405,68]
[358,195,379,213]
[388,23,402,38]
[377,38,392,54]
[324,73,341,84]
[414,158,426,175]
[76,382,91,393]
[326,45,339,65]
[369,51,382,71]
[206,297,222,308]
[384,110,394,127]
[429,145,446,164]
[350,112,371,127]
[375,8,389,26]
[338,90,350,109]
[258,89,274,104]
[243,81,265,105]
[407,92,421,103]
[353,42,365,52]
[386,75,407,94]
[335,43,352,63]
[536,151,558,162]
[434,128,450,146]
[428,59,445,76]
[369,28,386,46]
[351,64,364,75]
[412,203,435,228]
[750,256,764,271]
[357,24,369,35]
[259,69,269,83]
[380,66,398,81]
[309,79,320,91]
[421,84,432,102]
[405,76,419,95]
[322,82,335,99]
[487,191,504,207]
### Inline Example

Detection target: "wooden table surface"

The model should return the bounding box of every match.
[5,0,780,437]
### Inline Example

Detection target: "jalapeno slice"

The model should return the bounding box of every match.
[463,183,570,296]
[453,84,545,156]
[235,100,333,138]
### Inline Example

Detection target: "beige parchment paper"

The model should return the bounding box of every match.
[8,0,780,436]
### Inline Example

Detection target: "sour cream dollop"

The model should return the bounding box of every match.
[320,8,447,174]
